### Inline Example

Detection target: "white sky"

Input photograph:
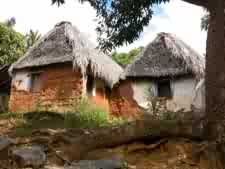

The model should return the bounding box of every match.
[0,0,207,55]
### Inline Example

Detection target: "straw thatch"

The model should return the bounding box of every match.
[9,22,123,88]
[125,32,205,78]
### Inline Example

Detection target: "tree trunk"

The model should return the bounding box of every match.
[205,0,225,141]
[61,118,203,161]
[204,0,225,168]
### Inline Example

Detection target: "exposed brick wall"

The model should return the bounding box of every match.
[94,89,109,111]
[9,64,83,113]
[9,64,141,118]
[109,80,142,119]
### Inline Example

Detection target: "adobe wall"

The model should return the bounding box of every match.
[167,77,196,112]
[110,80,143,119]
[109,77,198,119]
[9,64,83,113]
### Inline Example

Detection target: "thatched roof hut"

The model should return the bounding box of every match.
[124,32,205,79]
[9,21,123,88]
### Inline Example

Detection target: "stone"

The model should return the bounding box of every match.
[10,145,46,168]
[0,136,14,161]
[0,136,14,151]
[65,159,124,169]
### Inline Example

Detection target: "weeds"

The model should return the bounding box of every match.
[0,112,24,119]
[64,98,110,128]
[0,98,128,137]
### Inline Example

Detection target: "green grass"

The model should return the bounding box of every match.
[64,98,109,128]
[1,99,127,137]
[0,112,24,119]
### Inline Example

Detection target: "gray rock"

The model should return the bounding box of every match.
[0,136,14,161]
[0,136,14,151]
[10,145,46,168]
[65,159,124,169]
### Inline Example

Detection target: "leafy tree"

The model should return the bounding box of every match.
[25,29,41,50]
[51,0,225,167]
[112,47,143,67]
[0,23,26,65]
[52,0,208,52]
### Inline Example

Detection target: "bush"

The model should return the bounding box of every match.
[0,98,127,136]
[64,98,110,128]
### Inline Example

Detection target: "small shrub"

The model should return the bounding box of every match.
[64,98,110,128]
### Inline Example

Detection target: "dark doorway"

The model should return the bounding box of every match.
[157,79,172,98]
[86,75,94,96]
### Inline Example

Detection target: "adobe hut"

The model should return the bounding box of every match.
[111,32,205,116]
[9,21,123,113]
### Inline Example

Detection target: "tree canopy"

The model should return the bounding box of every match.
[52,0,208,52]
[0,18,42,66]
[0,23,26,66]
[112,47,143,68]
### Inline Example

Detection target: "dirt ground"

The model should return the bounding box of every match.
[0,113,206,169]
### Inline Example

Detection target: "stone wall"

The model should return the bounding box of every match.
[9,64,83,113]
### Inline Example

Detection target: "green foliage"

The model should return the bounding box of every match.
[25,29,41,50]
[1,99,127,136]
[0,23,26,65]
[112,47,143,67]
[52,0,208,52]
[0,111,24,119]
[65,98,110,128]
[63,98,128,128]
[52,0,170,52]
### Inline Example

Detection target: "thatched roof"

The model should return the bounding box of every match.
[124,32,205,78]
[9,22,123,88]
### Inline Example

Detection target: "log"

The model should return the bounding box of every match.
[62,118,205,161]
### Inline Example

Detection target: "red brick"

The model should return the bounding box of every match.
[9,65,83,113]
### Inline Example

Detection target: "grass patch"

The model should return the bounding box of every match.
[64,98,110,128]
[0,112,24,119]
[1,99,127,137]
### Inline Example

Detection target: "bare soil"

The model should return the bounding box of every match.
[0,113,205,169]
